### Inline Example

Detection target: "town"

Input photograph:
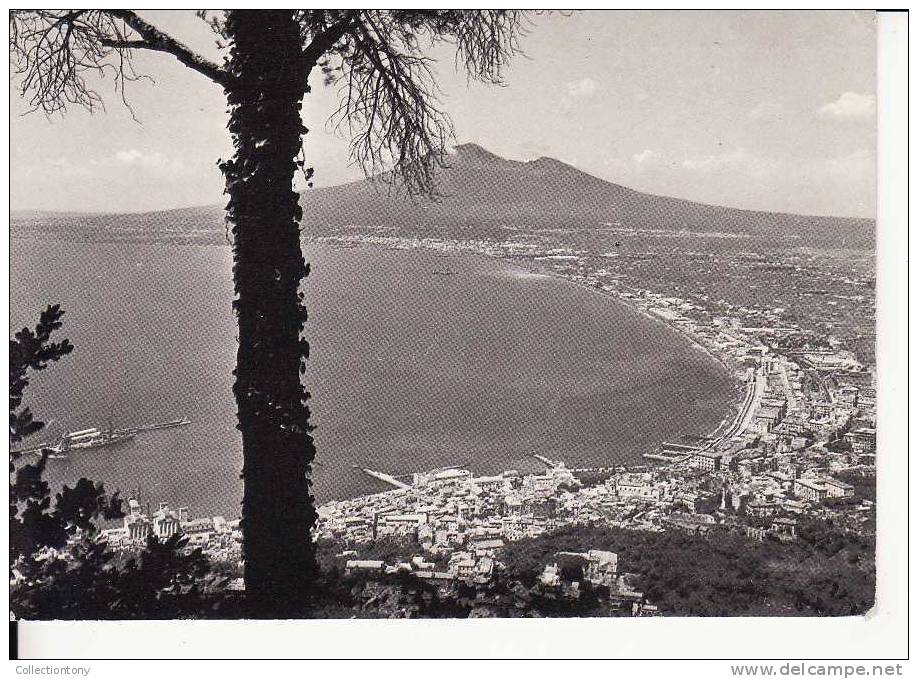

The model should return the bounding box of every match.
[95,228,876,615]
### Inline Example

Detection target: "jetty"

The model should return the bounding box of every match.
[355,466,411,489]
[134,418,191,433]
[532,453,561,468]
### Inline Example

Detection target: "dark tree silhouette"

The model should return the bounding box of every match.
[8,305,122,563]
[10,305,72,445]
[10,307,222,620]
[11,9,525,616]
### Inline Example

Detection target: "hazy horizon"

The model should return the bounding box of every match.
[12,10,876,218]
[10,141,875,222]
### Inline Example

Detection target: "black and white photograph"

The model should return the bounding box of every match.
[6,6,909,664]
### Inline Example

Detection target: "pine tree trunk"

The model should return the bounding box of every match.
[221,10,316,617]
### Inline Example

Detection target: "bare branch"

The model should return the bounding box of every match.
[10,10,227,116]
[97,39,150,50]
[10,8,526,197]
[302,10,357,67]
[321,9,526,196]
[104,10,227,86]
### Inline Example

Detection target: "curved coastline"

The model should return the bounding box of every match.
[489,255,747,457]
[317,240,744,494]
[500,259,747,446]
[14,235,743,518]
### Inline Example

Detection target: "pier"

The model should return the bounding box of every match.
[532,453,561,468]
[134,418,192,433]
[355,466,412,489]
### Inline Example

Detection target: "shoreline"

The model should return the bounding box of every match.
[495,255,747,449]
[313,238,750,509]
[15,234,747,515]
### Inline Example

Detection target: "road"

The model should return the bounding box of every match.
[705,367,765,450]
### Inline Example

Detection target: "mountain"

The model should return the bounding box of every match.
[11,143,874,247]
[300,143,640,231]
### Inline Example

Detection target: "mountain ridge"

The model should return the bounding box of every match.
[11,143,873,248]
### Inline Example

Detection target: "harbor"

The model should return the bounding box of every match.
[12,417,191,458]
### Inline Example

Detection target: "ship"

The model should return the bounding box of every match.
[53,422,137,453]
[12,416,191,459]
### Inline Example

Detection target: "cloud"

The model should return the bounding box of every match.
[749,101,783,120]
[566,77,598,99]
[44,155,93,180]
[681,148,753,173]
[680,148,788,182]
[818,92,876,121]
[604,144,872,217]
[632,149,658,165]
[113,148,185,172]
[115,149,144,164]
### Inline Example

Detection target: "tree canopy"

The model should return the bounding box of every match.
[11,9,526,193]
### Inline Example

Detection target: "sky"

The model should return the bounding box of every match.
[10,10,877,217]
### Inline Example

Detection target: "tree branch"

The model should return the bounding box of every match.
[320,10,525,195]
[302,11,358,66]
[103,10,227,86]
[97,39,148,50]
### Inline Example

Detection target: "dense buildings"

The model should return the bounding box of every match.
[304,229,876,608]
[91,225,875,615]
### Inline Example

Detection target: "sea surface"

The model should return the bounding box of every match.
[10,238,735,518]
